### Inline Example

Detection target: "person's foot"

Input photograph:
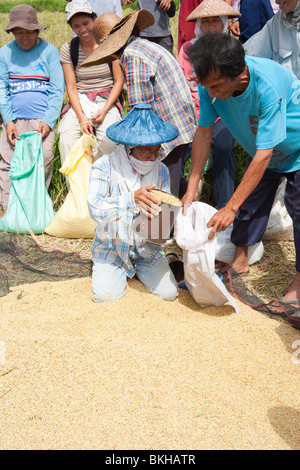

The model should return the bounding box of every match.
[280,272,300,308]
[230,246,249,274]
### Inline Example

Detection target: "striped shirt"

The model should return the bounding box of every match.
[60,40,114,93]
[88,146,170,277]
[120,37,197,159]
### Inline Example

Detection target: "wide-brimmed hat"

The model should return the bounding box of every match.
[65,0,95,22]
[106,103,179,146]
[81,10,154,67]
[5,5,46,33]
[187,0,241,21]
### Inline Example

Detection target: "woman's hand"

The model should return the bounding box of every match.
[6,121,19,146]
[37,121,51,139]
[134,185,162,218]
[91,108,106,125]
[80,120,94,135]
[188,72,197,82]
[157,0,172,11]
[229,20,240,37]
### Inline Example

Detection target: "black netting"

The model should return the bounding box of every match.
[224,265,300,330]
[0,232,92,298]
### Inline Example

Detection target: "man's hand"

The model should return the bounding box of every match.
[134,185,162,218]
[6,121,19,146]
[206,204,237,240]
[37,122,51,139]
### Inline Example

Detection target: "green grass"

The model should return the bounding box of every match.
[0,0,66,13]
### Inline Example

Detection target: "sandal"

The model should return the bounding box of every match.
[215,264,250,284]
[268,298,300,329]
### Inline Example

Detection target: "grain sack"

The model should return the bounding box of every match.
[215,225,264,265]
[45,134,97,239]
[175,201,239,312]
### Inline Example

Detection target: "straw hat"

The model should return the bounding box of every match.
[5,5,46,33]
[106,103,179,146]
[81,10,154,67]
[186,0,241,21]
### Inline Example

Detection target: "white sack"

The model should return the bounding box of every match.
[215,225,264,265]
[175,202,240,313]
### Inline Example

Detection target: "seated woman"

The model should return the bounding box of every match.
[0,5,65,218]
[178,0,240,209]
[87,103,179,303]
[58,0,124,168]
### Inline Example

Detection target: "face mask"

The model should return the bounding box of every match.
[128,155,157,175]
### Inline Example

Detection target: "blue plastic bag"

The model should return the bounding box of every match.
[0,131,55,234]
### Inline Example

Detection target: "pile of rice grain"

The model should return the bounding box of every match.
[0,276,299,450]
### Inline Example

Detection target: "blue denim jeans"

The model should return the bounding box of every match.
[92,250,178,303]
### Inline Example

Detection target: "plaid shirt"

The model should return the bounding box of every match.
[120,37,197,159]
[87,146,170,278]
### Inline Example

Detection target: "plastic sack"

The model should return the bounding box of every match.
[175,202,240,313]
[263,179,293,241]
[215,224,264,265]
[45,134,97,239]
[0,131,55,234]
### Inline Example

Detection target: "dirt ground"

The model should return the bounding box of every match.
[0,275,299,450]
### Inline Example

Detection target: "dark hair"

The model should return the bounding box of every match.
[187,33,246,83]
[68,12,97,27]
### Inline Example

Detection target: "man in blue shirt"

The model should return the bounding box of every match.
[182,33,300,318]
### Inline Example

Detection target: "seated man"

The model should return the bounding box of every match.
[87,103,179,303]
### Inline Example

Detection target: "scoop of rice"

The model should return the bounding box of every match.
[150,190,182,207]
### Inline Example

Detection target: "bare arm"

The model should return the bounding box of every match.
[62,62,94,135]
[206,148,274,239]
[181,125,213,212]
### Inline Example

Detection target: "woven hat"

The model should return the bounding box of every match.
[5,5,46,33]
[81,10,154,67]
[187,0,241,21]
[65,0,95,22]
[106,103,179,146]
